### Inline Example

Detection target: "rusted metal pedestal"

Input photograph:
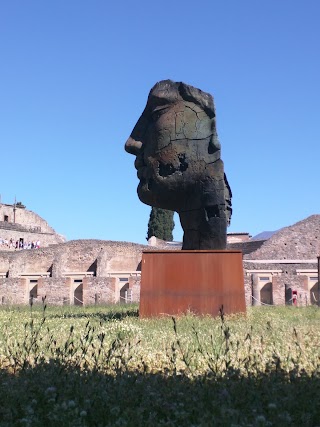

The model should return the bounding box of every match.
[140,250,246,317]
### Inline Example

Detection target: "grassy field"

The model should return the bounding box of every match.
[0,303,320,426]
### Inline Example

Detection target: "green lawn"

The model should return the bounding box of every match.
[0,303,320,426]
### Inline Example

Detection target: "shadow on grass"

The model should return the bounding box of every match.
[0,303,140,322]
[47,308,139,321]
[0,360,320,426]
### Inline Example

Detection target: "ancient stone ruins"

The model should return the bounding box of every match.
[125,80,232,250]
[1,78,320,308]
[0,204,320,308]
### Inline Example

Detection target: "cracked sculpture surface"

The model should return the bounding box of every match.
[125,80,232,250]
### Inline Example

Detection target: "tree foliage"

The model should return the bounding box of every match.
[147,207,175,241]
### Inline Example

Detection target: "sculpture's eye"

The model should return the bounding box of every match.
[151,106,169,122]
[151,110,162,122]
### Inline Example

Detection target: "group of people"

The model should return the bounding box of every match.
[0,238,40,250]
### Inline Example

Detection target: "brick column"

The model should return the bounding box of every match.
[252,274,260,306]
[272,276,285,306]
[65,277,72,305]
[128,276,141,303]
[82,277,91,305]
[37,277,45,302]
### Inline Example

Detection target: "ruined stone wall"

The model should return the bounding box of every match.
[55,240,147,274]
[0,278,27,304]
[0,253,10,276]
[0,276,134,306]
[0,204,65,250]
[0,229,64,249]
[0,240,149,278]
[245,215,320,260]
[34,277,118,306]
[272,275,308,307]
[0,203,65,251]
[37,277,71,305]
[83,277,117,305]
[228,240,266,255]
[7,247,57,277]
[227,233,251,243]
[244,274,252,306]
[243,261,317,275]
[0,204,58,233]
[128,276,141,303]
[244,261,313,307]
[0,239,145,306]
[1,215,319,308]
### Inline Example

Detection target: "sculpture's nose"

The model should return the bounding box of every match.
[125,137,142,155]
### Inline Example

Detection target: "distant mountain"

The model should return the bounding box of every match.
[251,230,279,240]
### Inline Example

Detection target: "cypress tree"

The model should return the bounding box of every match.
[147,207,175,241]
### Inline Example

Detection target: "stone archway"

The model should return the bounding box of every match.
[120,282,130,304]
[74,283,83,306]
[29,284,38,302]
[28,279,38,304]
[260,282,273,305]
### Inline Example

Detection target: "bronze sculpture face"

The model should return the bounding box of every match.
[125,80,232,250]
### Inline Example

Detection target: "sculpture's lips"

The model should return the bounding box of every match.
[135,156,148,180]
[137,166,147,180]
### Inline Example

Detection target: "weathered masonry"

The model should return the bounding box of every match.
[241,215,320,307]
[0,199,319,308]
[0,240,145,306]
[0,202,65,247]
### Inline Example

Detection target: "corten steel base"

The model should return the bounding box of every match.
[140,250,246,317]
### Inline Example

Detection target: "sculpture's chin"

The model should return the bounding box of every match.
[137,180,179,211]
[137,180,163,209]
[137,181,152,207]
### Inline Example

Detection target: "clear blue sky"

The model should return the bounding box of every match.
[1,1,319,244]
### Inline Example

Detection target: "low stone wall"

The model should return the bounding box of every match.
[244,260,313,307]
[0,229,65,251]
[0,275,141,306]
[0,221,40,233]
[83,277,117,305]
[272,275,308,307]
[0,278,26,304]
[0,240,149,277]
[37,277,71,305]
[0,239,145,306]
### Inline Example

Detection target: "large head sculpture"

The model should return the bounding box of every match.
[125,80,232,250]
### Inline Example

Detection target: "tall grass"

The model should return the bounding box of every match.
[0,304,320,426]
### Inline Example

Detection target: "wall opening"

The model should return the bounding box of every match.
[47,265,53,277]
[120,282,130,304]
[88,260,97,276]
[310,282,320,305]
[285,285,292,305]
[74,282,83,306]
[4,215,8,222]
[260,282,273,305]
[29,283,38,303]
